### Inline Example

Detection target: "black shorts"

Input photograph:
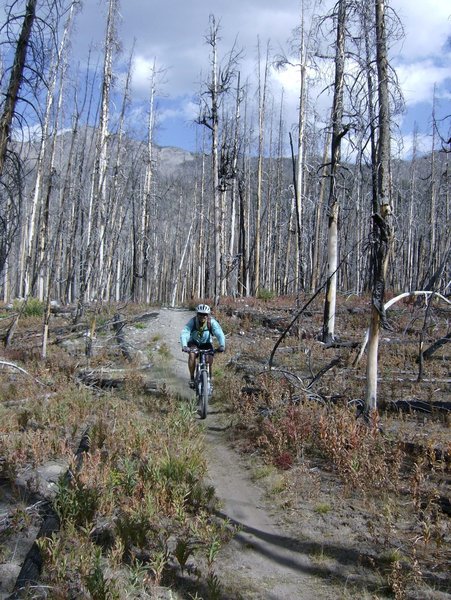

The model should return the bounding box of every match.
[188,341,213,351]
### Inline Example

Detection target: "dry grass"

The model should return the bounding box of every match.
[0,296,449,599]
[0,306,234,598]
[215,294,450,599]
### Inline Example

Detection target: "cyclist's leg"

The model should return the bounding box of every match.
[188,341,199,387]
[199,343,214,379]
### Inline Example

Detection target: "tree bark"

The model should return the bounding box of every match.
[0,0,37,176]
[364,0,394,417]
[322,0,347,344]
[254,39,269,296]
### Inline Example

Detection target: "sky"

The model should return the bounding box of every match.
[70,0,450,156]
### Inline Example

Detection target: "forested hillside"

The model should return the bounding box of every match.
[0,0,449,314]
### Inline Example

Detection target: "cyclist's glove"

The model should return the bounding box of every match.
[182,346,189,352]
[217,346,225,353]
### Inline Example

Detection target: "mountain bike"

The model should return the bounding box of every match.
[185,348,215,419]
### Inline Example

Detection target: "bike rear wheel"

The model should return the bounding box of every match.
[198,369,209,419]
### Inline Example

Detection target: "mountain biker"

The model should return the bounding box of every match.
[180,303,225,389]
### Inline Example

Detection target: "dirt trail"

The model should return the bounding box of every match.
[142,308,335,600]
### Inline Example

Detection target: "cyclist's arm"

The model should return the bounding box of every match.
[180,318,195,348]
[211,319,225,349]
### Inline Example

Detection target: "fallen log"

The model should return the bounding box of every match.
[418,332,451,362]
[0,360,47,386]
[7,429,91,599]
[7,502,60,599]
[129,311,159,323]
[353,291,451,366]
[77,369,126,389]
[399,440,450,468]
[383,398,451,415]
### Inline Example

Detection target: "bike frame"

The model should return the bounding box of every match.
[193,349,214,419]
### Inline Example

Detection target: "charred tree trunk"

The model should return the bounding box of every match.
[0,0,37,176]
[322,0,347,344]
[364,0,394,418]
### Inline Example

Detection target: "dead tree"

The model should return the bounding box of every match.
[197,15,241,302]
[0,0,37,176]
[364,0,394,418]
[322,0,347,344]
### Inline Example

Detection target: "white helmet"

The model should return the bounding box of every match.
[196,303,211,314]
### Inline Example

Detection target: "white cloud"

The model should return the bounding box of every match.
[68,0,450,149]
[131,55,156,96]
[390,0,451,60]
[158,98,199,124]
[396,60,451,106]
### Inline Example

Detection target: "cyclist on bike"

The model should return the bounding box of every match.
[180,303,225,389]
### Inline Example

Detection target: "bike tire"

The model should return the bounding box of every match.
[199,369,209,419]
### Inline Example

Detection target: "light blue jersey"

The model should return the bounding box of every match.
[180,316,225,348]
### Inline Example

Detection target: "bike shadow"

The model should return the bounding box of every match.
[211,508,387,595]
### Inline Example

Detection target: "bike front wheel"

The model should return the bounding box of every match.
[198,370,209,419]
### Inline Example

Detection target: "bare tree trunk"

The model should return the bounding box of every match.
[353,139,364,294]
[284,189,296,294]
[289,132,303,294]
[94,0,116,299]
[225,74,242,297]
[406,126,418,290]
[364,0,394,418]
[271,91,285,294]
[261,99,275,290]
[39,3,77,324]
[208,16,222,302]
[197,144,207,299]
[322,0,347,344]
[197,15,239,301]
[238,96,250,297]
[429,88,437,273]
[140,58,157,303]
[294,5,310,293]
[76,0,117,320]
[0,0,37,176]
[171,215,195,307]
[311,129,330,291]
[24,39,63,298]
[238,175,247,296]
[254,39,269,296]
[104,48,134,301]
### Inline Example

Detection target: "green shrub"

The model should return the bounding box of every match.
[13,297,44,317]
[256,288,274,301]
[54,475,100,527]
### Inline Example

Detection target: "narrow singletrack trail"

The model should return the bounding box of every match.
[140,308,338,600]
[204,434,331,599]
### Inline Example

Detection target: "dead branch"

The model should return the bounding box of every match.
[0,359,47,386]
[268,282,327,368]
[418,332,451,362]
[353,291,451,366]
[262,367,308,390]
[306,357,343,389]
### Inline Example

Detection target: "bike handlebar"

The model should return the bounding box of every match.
[182,347,218,355]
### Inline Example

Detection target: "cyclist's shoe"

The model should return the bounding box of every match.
[189,379,195,389]
[209,383,213,396]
